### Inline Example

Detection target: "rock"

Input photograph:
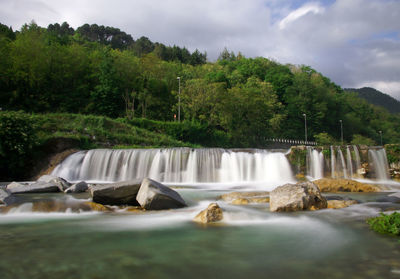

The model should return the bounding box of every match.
[6,181,28,190]
[83,202,112,212]
[219,191,269,204]
[327,199,358,209]
[0,189,15,205]
[37,175,71,191]
[8,181,61,194]
[193,203,223,224]
[231,198,249,205]
[90,179,141,206]
[136,178,187,210]
[65,181,88,194]
[313,178,381,193]
[377,192,400,203]
[270,181,327,212]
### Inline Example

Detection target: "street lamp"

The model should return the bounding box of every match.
[177,76,181,122]
[339,120,343,145]
[302,113,307,143]
[379,130,383,146]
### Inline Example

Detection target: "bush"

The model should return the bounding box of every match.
[385,144,400,165]
[0,111,37,179]
[314,132,337,146]
[367,212,400,236]
[351,134,376,146]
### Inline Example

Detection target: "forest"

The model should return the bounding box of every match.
[1,21,400,148]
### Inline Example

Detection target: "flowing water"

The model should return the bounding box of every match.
[1,148,400,278]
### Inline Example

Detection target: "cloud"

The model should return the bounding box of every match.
[0,0,399,100]
[279,2,324,30]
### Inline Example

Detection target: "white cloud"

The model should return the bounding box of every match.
[279,2,324,30]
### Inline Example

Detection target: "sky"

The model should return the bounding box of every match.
[1,0,400,100]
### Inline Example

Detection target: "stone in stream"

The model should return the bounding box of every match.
[37,175,71,191]
[313,178,381,193]
[136,178,187,210]
[8,181,61,194]
[90,179,142,206]
[270,181,327,212]
[0,189,15,205]
[219,191,269,204]
[64,181,88,194]
[6,181,28,190]
[327,199,358,209]
[377,192,400,203]
[193,203,223,224]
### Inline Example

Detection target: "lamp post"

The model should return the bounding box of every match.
[339,119,343,145]
[177,76,181,122]
[302,113,307,143]
[379,130,383,146]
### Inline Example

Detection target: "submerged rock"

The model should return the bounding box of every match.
[219,191,269,204]
[38,175,71,191]
[313,178,381,193]
[270,182,327,212]
[83,201,112,212]
[90,179,141,206]
[0,189,15,205]
[193,203,223,224]
[8,181,61,194]
[65,181,88,194]
[327,199,358,209]
[136,178,187,210]
[377,192,400,203]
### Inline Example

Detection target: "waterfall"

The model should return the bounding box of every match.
[346,146,354,178]
[52,148,294,184]
[307,147,324,179]
[330,146,336,178]
[332,147,348,179]
[368,149,390,181]
[353,145,362,177]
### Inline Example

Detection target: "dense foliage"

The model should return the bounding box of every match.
[0,111,37,178]
[1,21,400,147]
[367,212,400,236]
[346,87,400,114]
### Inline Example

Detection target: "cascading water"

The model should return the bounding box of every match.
[330,146,336,178]
[346,146,354,178]
[368,149,390,181]
[306,147,324,180]
[52,148,294,185]
[353,145,362,177]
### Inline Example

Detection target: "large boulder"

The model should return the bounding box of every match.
[8,181,61,194]
[38,175,71,191]
[90,179,141,206]
[193,203,223,224]
[0,189,15,205]
[64,181,88,194]
[136,178,187,210]
[270,182,327,212]
[313,178,381,193]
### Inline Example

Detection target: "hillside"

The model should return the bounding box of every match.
[1,21,400,150]
[345,87,400,114]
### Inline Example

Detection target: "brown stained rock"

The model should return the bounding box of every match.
[83,201,112,212]
[219,191,269,202]
[231,198,250,205]
[327,199,358,209]
[193,203,223,224]
[313,178,381,193]
[270,182,327,212]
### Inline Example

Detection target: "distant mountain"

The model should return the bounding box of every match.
[345,87,400,114]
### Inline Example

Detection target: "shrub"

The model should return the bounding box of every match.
[351,134,376,146]
[314,132,337,146]
[0,111,37,179]
[367,212,400,236]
